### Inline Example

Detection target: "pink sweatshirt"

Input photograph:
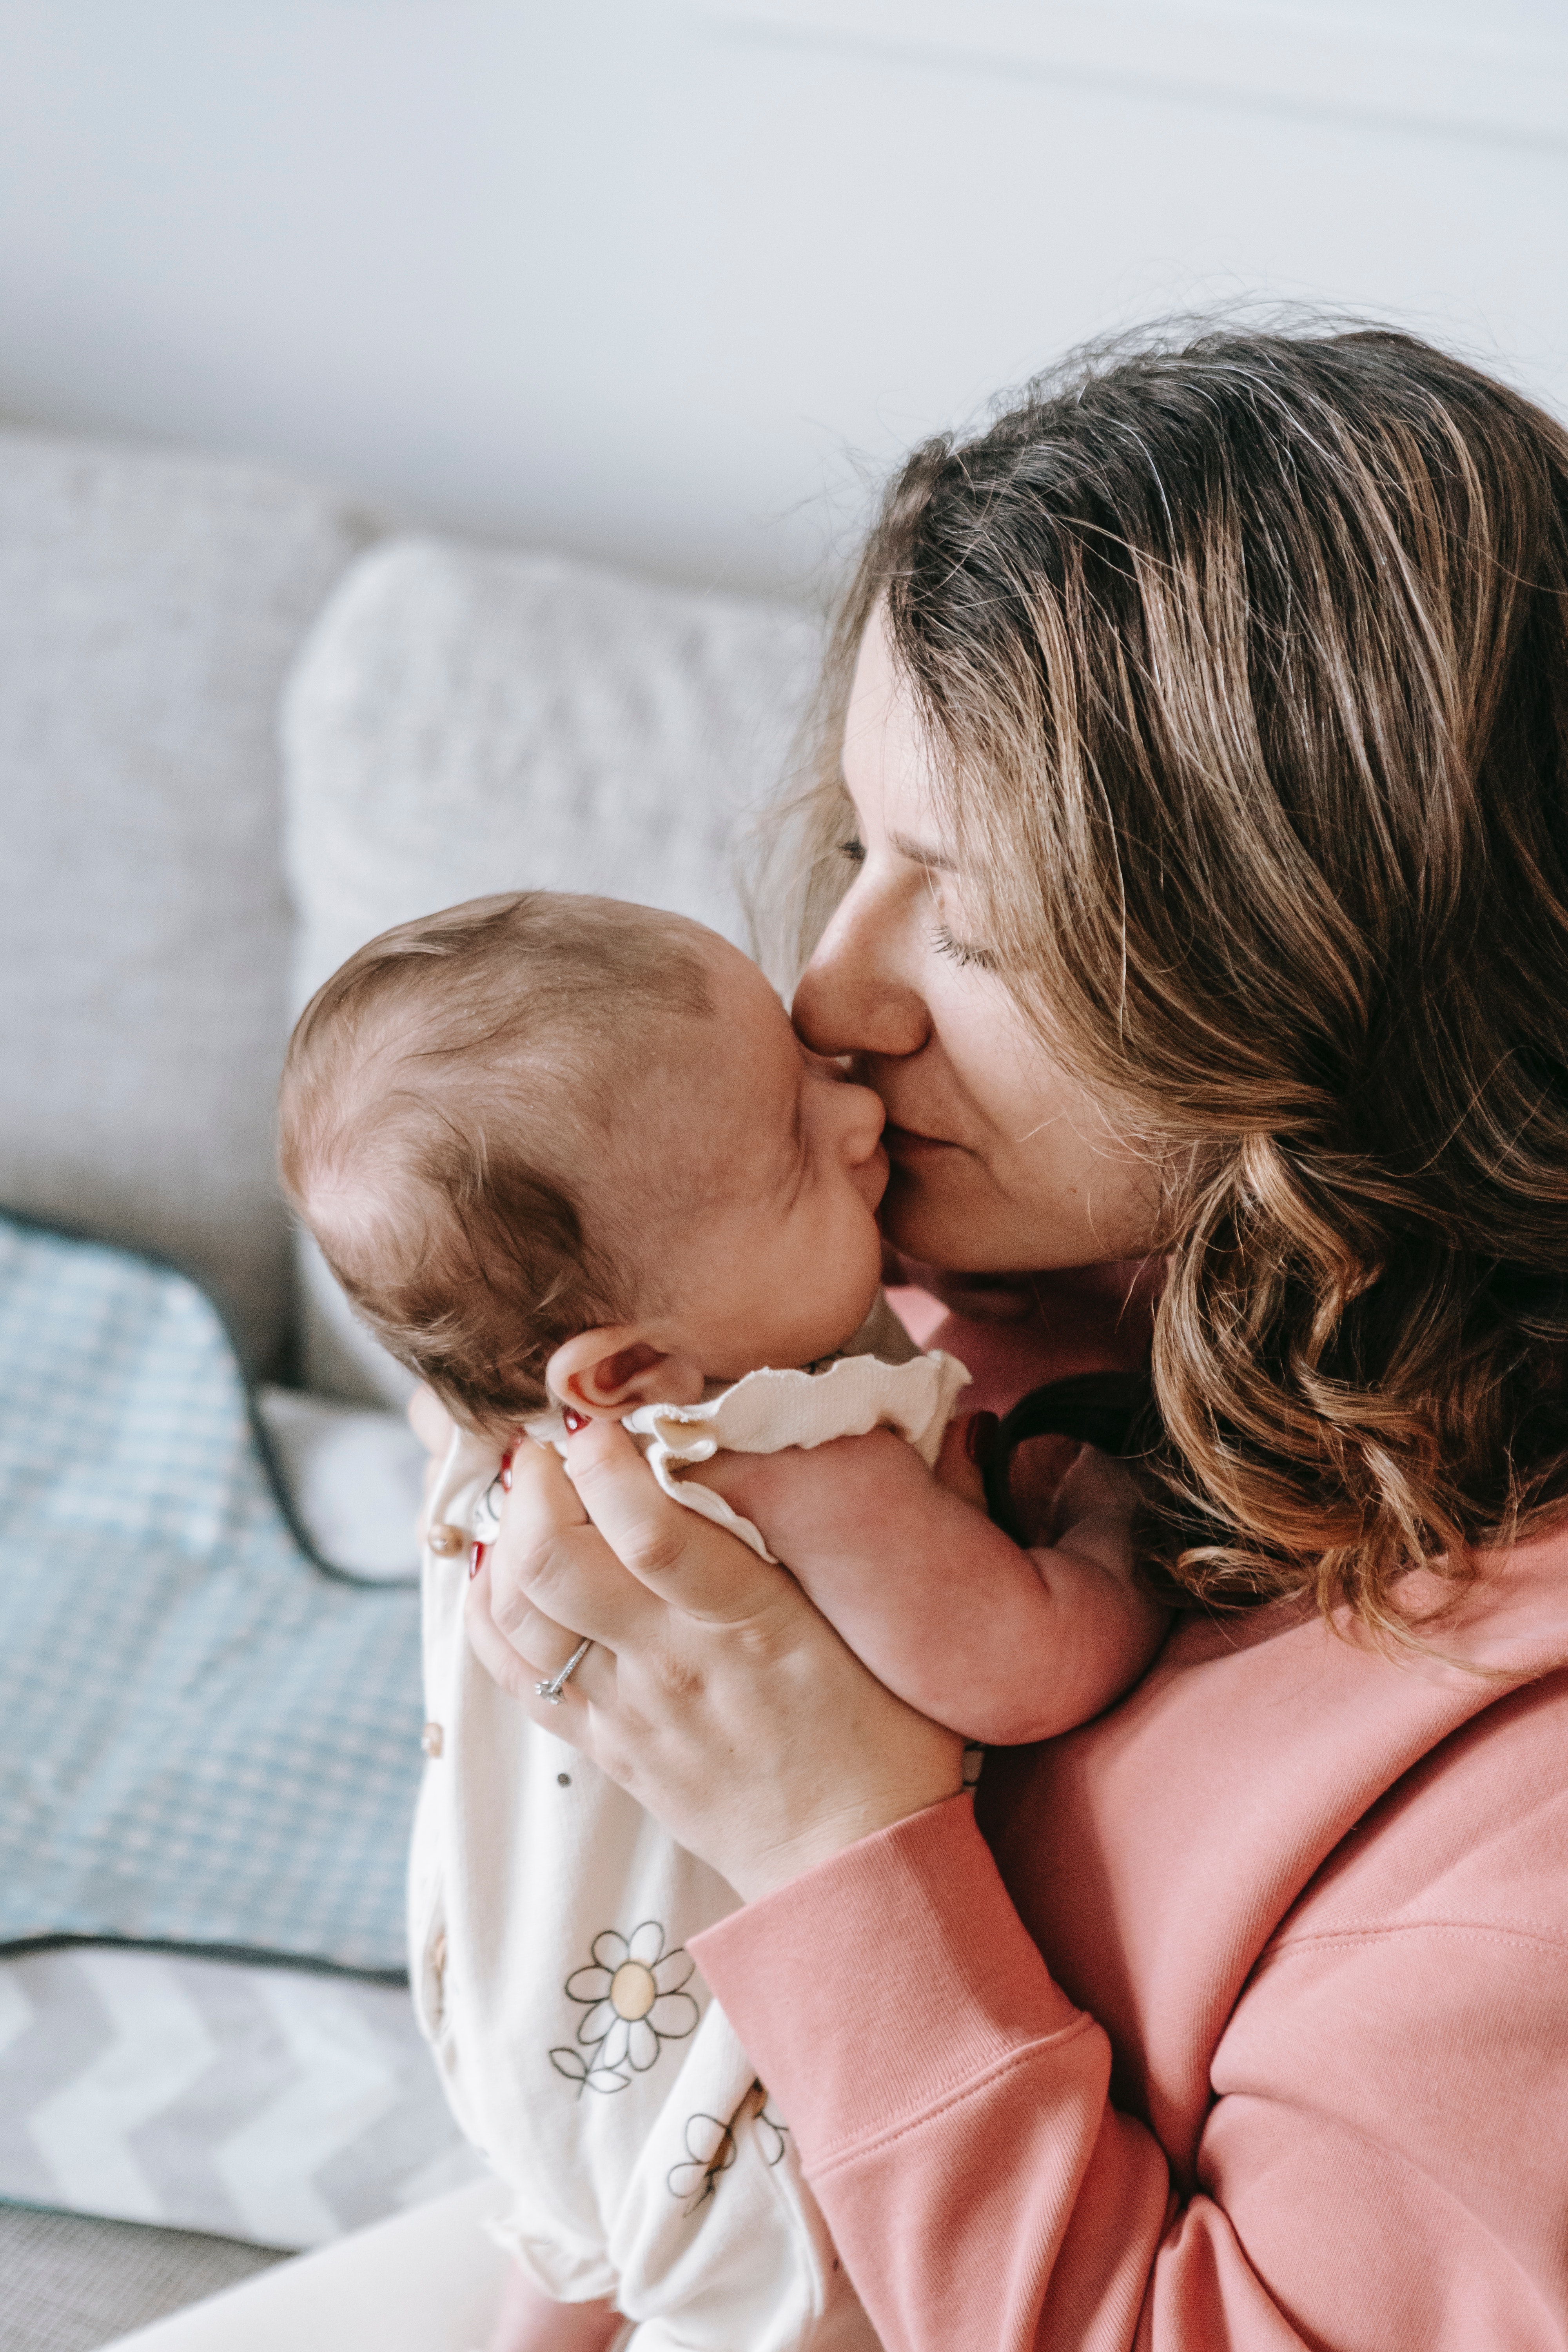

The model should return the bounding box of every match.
[691,1272,1568,2351]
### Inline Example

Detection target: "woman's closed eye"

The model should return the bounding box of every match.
[833,819,994,966]
[931,921,997,973]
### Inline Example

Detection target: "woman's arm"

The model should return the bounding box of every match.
[692,1796,1174,2352]
[695,1774,1568,2352]
[463,1419,1561,2351]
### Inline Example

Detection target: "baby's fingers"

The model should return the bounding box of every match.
[1051,1441,1140,1530]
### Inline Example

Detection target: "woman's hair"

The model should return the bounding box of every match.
[279,891,712,1430]
[789,322,1568,1642]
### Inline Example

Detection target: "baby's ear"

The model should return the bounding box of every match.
[545,1326,706,1416]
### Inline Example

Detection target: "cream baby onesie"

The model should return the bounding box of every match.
[408,1299,968,2352]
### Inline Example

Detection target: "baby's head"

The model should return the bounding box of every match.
[279,892,888,1438]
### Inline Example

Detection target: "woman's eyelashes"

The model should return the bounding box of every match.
[837,825,992,967]
[931,921,997,973]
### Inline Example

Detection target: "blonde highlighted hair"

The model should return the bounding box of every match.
[784,323,1568,1640]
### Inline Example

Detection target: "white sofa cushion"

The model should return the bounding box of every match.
[0,429,373,1373]
[281,535,824,1403]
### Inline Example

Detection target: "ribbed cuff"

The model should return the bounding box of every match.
[691,1792,1084,2169]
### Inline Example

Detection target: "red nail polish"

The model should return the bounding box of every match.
[468,1541,486,1580]
[561,1406,589,1435]
[964,1411,1000,1466]
[500,1450,513,1492]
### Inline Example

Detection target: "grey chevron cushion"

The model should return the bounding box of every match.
[0,1944,480,2248]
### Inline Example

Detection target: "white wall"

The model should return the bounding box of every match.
[0,0,1564,599]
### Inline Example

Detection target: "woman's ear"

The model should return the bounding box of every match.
[544,1326,706,1416]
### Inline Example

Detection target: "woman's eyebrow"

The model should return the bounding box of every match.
[889,829,958,873]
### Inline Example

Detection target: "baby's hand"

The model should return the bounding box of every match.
[929,1410,1085,1523]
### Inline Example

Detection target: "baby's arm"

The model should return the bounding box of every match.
[697,1427,1168,1745]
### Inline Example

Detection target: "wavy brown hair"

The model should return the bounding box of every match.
[782,323,1568,1641]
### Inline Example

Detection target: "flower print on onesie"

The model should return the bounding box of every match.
[554,1922,701,2095]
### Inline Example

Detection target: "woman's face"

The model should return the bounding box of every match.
[792,608,1163,1275]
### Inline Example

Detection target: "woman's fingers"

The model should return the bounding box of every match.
[464,1548,607,1728]
[463,1418,969,1903]
[559,1417,791,1623]
[463,1552,552,1708]
[491,1585,597,1680]
[933,1411,989,1509]
[485,1431,663,1653]
[500,1429,588,1544]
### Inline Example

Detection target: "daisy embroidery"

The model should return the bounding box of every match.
[667,2111,738,2213]
[667,2081,789,2212]
[551,1921,700,2094]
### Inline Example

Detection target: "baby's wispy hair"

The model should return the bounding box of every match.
[279,891,713,1430]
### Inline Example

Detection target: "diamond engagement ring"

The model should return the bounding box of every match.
[535,1637,593,1704]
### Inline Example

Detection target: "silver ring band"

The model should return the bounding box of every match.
[534,1636,592,1704]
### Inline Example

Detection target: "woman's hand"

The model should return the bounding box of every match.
[465,1416,966,1902]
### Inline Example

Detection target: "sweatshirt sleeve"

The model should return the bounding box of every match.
[691,1794,1171,2350]
[691,1793,1568,2352]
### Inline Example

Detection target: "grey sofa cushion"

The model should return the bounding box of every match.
[282,536,824,1403]
[0,430,374,1374]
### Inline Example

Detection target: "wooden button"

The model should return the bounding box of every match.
[421,1721,444,1758]
[427,1523,464,1557]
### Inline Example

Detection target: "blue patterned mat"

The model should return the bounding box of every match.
[0,1218,422,1974]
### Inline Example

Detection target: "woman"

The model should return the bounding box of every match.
[465,325,1568,2350]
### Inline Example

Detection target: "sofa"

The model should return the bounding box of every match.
[0,422,823,2348]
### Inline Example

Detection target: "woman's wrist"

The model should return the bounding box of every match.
[728,1756,967,1903]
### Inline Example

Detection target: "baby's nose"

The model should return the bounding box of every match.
[841,1080,887,1155]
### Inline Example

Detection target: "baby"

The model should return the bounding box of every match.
[279,891,1165,2352]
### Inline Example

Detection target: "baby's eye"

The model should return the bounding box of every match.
[932,922,998,974]
[838,835,866,866]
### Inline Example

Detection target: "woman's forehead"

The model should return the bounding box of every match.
[842,613,954,863]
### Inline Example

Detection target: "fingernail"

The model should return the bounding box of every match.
[561,1406,589,1435]
[468,1541,487,1581]
[964,1411,1000,1466]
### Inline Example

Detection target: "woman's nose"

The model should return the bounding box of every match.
[793,893,929,1063]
